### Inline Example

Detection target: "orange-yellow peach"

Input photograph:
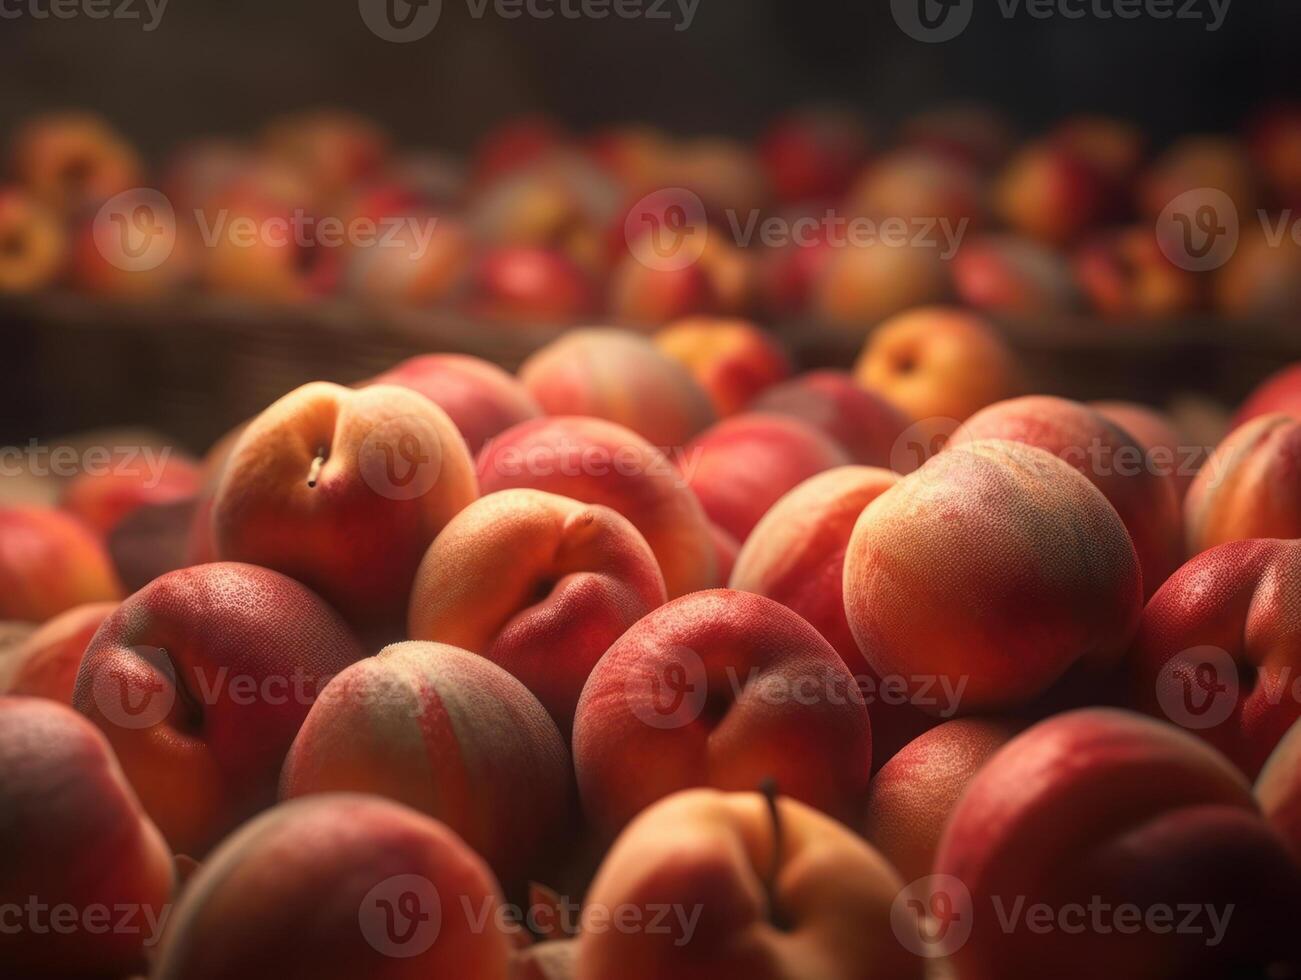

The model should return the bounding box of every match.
[653,317,791,417]
[0,186,66,294]
[994,141,1115,245]
[811,240,951,333]
[10,112,141,213]
[0,506,123,623]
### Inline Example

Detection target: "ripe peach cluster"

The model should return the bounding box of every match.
[4,104,1301,325]
[3,312,1301,978]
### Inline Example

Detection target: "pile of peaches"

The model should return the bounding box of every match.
[3,305,1301,979]
[3,103,1301,326]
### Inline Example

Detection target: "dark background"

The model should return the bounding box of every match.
[1,0,1299,159]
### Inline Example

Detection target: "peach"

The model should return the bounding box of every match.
[861,718,1021,883]
[757,107,870,205]
[0,506,123,622]
[811,239,951,333]
[10,112,141,213]
[0,697,174,977]
[572,590,873,837]
[663,137,769,219]
[72,562,365,856]
[932,709,1300,979]
[1139,134,1258,219]
[577,789,920,980]
[1092,400,1195,498]
[280,642,570,885]
[1185,413,1301,555]
[407,490,667,735]
[683,414,851,544]
[1233,362,1301,427]
[1050,114,1147,183]
[653,317,791,417]
[341,209,471,306]
[261,109,389,201]
[1257,718,1301,859]
[730,467,933,765]
[0,186,66,294]
[471,246,598,323]
[152,794,514,980]
[846,146,986,232]
[2,602,115,703]
[845,441,1143,712]
[365,353,542,455]
[66,203,196,299]
[751,370,912,469]
[756,222,835,316]
[1214,218,1301,318]
[953,233,1081,315]
[60,448,201,538]
[477,417,718,597]
[608,249,719,326]
[952,395,1184,596]
[852,307,1021,425]
[586,124,672,194]
[709,522,740,583]
[1130,538,1301,777]
[199,193,340,302]
[212,382,478,637]
[519,328,716,447]
[1075,225,1201,318]
[994,141,1115,245]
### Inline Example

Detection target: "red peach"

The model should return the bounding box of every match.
[471,246,599,323]
[60,449,201,538]
[1074,225,1201,318]
[407,490,667,736]
[1233,362,1301,427]
[608,248,719,326]
[572,590,873,837]
[845,441,1143,712]
[0,506,124,622]
[261,109,389,201]
[709,522,740,584]
[10,112,141,213]
[477,417,719,597]
[953,233,1081,315]
[1049,114,1147,183]
[72,562,366,856]
[2,601,115,703]
[995,141,1115,245]
[0,186,66,294]
[653,317,792,417]
[1092,399,1195,498]
[757,107,871,205]
[1257,718,1301,859]
[1249,102,1301,206]
[472,115,568,185]
[846,147,986,232]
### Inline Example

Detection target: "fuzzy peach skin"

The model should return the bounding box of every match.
[280,642,570,885]
[1185,414,1301,556]
[844,441,1143,713]
[152,794,513,980]
[852,307,1021,425]
[71,562,365,857]
[653,318,792,418]
[751,370,912,469]
[60,450,201,538]
[1091,400,1194,499]
[0,506,124,623]
[0,697,174,977]
[519,329,716,448]
[213,382,478,636]
[730,467,931,766]
[683,414,851,545]
[1129,538,1301,778]
[1233,362,1301,428]
[10,112,141,213]
[952,395,1184,597]
[1257,718,1301,860]
[577,789,921,980]
[0,186,66,294]
[932,709,1301,980]
[477,417,718,597]
[364,353,542,455]
[860,718,1020,884]
[2,601,115,702]
[407,490,666,736]
[572,590,873,838]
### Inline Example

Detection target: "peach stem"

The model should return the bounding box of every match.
[306,449,327,489]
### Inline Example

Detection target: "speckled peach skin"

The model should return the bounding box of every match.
[60,451,201,537]
[280,642,571,886]
[477,416,718,597]
[519,329,716,449]
[0,697,174,977]
[2,601,115,702]
[212,382,479,636]
[1233,363,1301,427]
[653,318,792,418]
[1258,719,1301,860]
[365,353,542,455]
[953,395,1184,597]
[572,590,872,839]
[683,414,851,544]
[72,562,365,857]
[1129,538,1301,777]
[844,441,1143,713]
[1185,413,1301,556]
[152,794,513,980]
[751,371,913,470]
[730,467,930,766]
[1091,400,1194,499]
[934,709,1301,980]
[408,490,666,737]
[0,506,124,623]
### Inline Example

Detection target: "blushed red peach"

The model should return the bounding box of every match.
[811,240,951,333]
[0,506,123,623]
[407,490,666,736]
[1092,399,1195,498]
[847,146,987,232]
[994,141,1115,245]
[60,449,201,537]
[608,251,719,327]
[472,246,599,323]
[758,107,870,204]
[2,601,115,702]
[653,317,791,417]
[1074,226,1200,318]
[953,234,1081,315]
[1233,363,1301,427]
